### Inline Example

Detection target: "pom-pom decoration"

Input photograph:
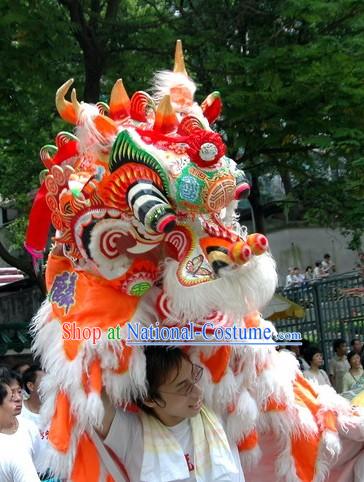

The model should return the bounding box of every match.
[187,130,226,168]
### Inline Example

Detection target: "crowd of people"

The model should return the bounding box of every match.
[284,336,364,396]
[284,253,336,288]
[0,362,58,482]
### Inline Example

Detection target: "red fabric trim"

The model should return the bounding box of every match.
[25,140,79,255]
[104,444,131,482]
[25,183,51,254]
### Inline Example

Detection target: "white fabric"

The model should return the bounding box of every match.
[104,409,245,482]
[0,418,40,481]
[90,429,128,482]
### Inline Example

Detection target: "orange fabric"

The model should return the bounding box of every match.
[47,254,139,328]
[244,311,260,328]
[291,431,320,482]
[237,430,258,451]
[89,357,102,394]
[64,340,82,361]
[71,432,100,482]
[199,236,231,255]
[106,476,115,482]
[82,371,89,395]
[81,358,102,395]
[46,254,140,360]
[293,380,320,416]
[295,372,318,398]
[114,342,133,374]
[264,396,287,412]
[200,346,231,383]
[323,410,337,432]
[48,391,74,453]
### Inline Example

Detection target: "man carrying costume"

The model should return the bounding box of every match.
[99,345,244,481]
[26,41,364,481]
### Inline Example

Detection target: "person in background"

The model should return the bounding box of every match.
[303,347,331,386]
[313,261,324,279]
[329,339,350,393]
[298,339,311,371]
[21,365,44,426]
[285,267,294,288]
[0,366,23,416]
[20,366,60,482]
[13,362,31,375]
[304,266,314,282]
[0,381,40,481]
[322,253,336,276]
[351,338,363,355]
[291,267,305,286]
[284,345,310,372]
[354,252,364,274]
[342,351,364,393]
[0,367,40,461]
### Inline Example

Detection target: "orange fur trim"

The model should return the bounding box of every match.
[200,346,231,383]
[114,342,133,374]
[323,410,337,432]
[263,396,287,412]
[244,311,260,328]
[237,429,258,451]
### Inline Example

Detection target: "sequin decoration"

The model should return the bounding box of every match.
[49,271,78,314]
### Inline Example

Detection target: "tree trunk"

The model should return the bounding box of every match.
[83,52,103,102]
[249,174,266,234]
[280,170,293,195]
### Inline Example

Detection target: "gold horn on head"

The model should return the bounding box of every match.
[55,79,78,124]
[173,39,188,76]
[153,95,178,134]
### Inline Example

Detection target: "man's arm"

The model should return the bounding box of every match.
[98,389,116,439]
[11,456,40,482]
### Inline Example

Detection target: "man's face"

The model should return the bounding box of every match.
[352,340,362,354]
[0,385,16,424]
[27,370,45,402]
[338,343,348,357]
[9,381,23,416]
[150,357,204,426]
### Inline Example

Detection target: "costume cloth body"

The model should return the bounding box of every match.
[26,41,364,482]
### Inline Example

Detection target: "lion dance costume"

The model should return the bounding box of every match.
[26,41,364,482]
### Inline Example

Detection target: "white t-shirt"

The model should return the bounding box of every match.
[0,418,40,481]
[19,404,51,475]
[104,409,245,482]
[329,355,350,393]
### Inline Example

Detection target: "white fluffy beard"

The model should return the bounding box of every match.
[163,252,277,320]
